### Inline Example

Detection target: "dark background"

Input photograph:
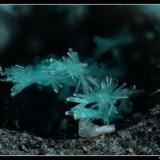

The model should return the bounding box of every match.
[0,5,159,139]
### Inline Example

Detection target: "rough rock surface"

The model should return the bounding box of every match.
[0,104,160,155]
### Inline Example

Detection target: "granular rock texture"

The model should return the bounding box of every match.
[0,105,160,155]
